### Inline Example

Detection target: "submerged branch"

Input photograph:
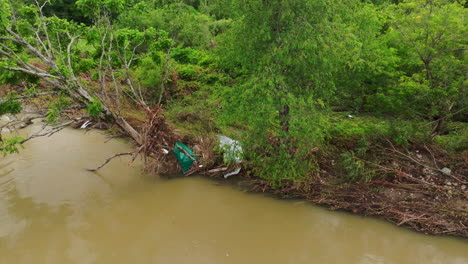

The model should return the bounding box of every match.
[87,152,135,172]
[0,119,77,152]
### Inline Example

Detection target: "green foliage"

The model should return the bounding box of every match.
[86,97,103,118]
[76,0,129,18]
[17,0,91,24]
[214,0,413,185]
[46,94,72,124]
[0,92,24,115]
[0,0,11,31]
[108,27,161,66]
[164,87,219,138]
[434,123,468,152]
[71,41,97,74]
[176,64,200,80]
[0,67,41,86]
[331,3,402,113]
[328,114,429,146]
[1,0,466,188]
[0,0,98,86]
[340,151,375,182]
[171,47,202,64]
[217,86,329,184]
[0,100,22,115]
[118,2,212,47]
[382,0,467,118]
[132,56,163,97]
[0,136,26,156]
[46,107,60,124]
[199,0,237,19]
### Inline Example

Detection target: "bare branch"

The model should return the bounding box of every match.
[158,46,173,104]
[0,42,55,76]
[66,35,82,70]
[0,119,77,152]
[4,27,57,69]
[34,0,54,60]
[0,91,57,104]
[0,115,44,132]
[31,26,49,56]
[4,66,59,79]
[106,30,121,111]
[128,38,146,66]
[87,152,135,171]
[98,24,110,96]
[0,36,18,42]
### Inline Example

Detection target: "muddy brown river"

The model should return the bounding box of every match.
[0,123,467,264]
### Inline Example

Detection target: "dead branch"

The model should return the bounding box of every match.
[207,167,228,173]
[0,119,77,152]
[0,114,44,132]
[423,144,440,169]
[157,46,173,105]
[87,152,135,172]
[384,139,467,184]
[4,27,56,68]
[140,105,180,174]
[0,91,57,104]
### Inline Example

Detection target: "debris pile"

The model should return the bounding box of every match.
[141,105,181,174]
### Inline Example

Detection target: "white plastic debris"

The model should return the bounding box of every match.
[347,115,353,118]
[218,135,243,178]
[80,120,92,129]
[218,135,243,163]
[162,148,169,154]
[224,167,241,179]
[441,167,452,175]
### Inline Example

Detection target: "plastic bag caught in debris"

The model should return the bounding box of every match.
[224,167,241,179]
[173,142,197,173]
[218,135,243,178]
[218,135,243,164]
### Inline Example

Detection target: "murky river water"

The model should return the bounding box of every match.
[0,123,467,264]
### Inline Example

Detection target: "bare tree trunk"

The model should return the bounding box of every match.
[431,102,455,139]
[158,47,173,105]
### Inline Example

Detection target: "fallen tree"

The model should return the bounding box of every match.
[0,0,176,167]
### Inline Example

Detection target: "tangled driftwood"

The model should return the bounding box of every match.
[88,105,182,174]
[141,105,181,174]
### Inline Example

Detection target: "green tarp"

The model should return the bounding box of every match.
[172,142,197,173]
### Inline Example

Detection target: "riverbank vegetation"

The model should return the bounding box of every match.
[1,0,467,236]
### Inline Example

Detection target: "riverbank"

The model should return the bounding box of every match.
[161,102,468,237]
[3,96,467,238]
[247,177,468,237]
[2,126,467,263]
[211,141,468,237]
[161,109,468,237]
